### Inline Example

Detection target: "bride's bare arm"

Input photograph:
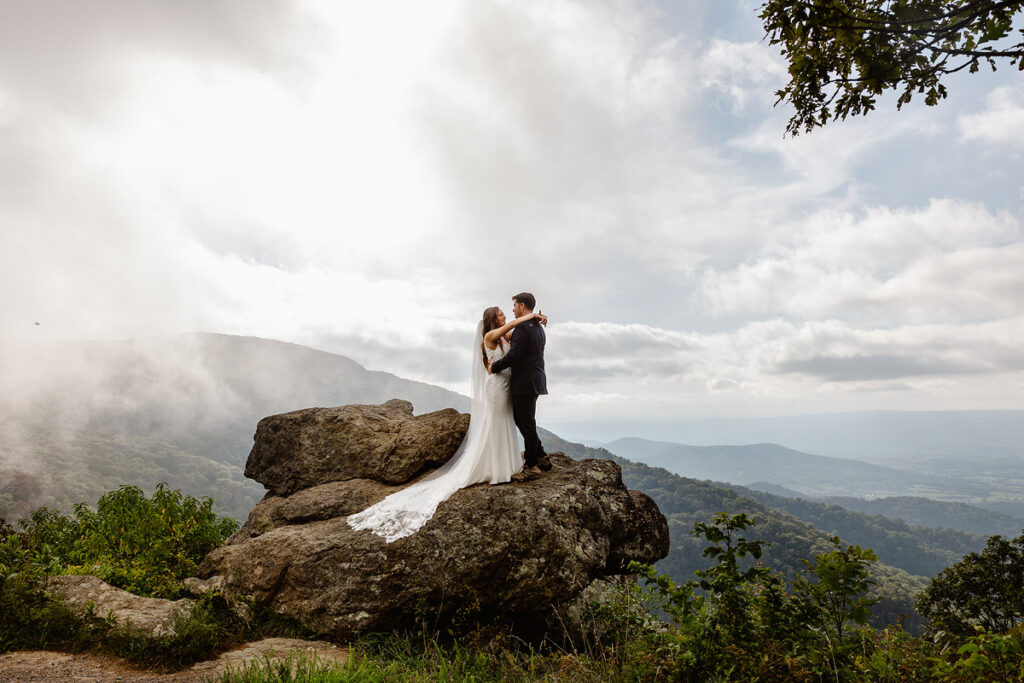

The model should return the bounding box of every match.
[483,311,546,347]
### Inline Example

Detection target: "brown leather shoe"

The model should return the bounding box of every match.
[537,455,553,471]
[512,466,542,483]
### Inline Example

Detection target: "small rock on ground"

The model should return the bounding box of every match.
[191,637,347,674]
[0,638,347,682]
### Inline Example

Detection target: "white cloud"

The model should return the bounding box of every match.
[535,316,1024,419]
[350,315,1024,420]
[958,86,1024,149]
[408,0,709,269]
[1,0,1022,424]
[563,391,627,405]
[700,199,1024,324]
[697,39,787,113]
[729,109,945,206]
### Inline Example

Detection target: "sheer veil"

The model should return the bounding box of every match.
[346,320,496,541]
[417,319,489,480]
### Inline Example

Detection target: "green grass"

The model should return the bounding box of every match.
[95,592,252,670]
[215,632,642,683]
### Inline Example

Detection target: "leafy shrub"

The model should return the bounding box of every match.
[18,482,238,598]
[930,625,1024,682]
[791,537,881,677]
[1,530,258,668]
[0,485,318,670]
[629,512,914,682]
[0,533,81,652]
[631,513,810,680]
[917,531,1024,636]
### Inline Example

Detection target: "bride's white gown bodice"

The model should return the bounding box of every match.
[347,342,520,542]
[485,344,512,403]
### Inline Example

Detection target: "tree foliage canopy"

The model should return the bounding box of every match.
[916,531,1024,635]
[761,0,1024,134]
[17,483,238,598]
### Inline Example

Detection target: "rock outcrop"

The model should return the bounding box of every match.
[48,575,196,639]
[244,399,471,496]
[199,400,669,638]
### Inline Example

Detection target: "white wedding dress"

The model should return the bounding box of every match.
[347,324,520,543]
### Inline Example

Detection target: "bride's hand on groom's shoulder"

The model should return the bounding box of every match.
[536,310,547,326]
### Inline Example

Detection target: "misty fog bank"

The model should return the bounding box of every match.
[0,333,467,520]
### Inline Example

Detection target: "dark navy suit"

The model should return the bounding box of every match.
[489,318,547,466]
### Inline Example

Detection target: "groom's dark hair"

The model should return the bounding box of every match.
[513,292,536,311]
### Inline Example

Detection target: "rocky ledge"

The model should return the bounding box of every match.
[48,575,196,639]
[198,399,669,638]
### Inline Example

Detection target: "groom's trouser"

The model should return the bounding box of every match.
[512,392,546,467]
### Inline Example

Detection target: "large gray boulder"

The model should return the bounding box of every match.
[48,575,195,639]
[200,400,669,639]
[245,399,470,496]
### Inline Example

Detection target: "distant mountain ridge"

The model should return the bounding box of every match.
[0,333,468,519]
[549,410,1024,464]
[549,432,991,572]
[601,436,1024,511]
[604,437,934,497]
[815,495,1024,538]
[742,484,1024,537]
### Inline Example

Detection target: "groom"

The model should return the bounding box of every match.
[489,291,552,480]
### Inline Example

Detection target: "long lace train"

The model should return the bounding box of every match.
[347,333,519,542]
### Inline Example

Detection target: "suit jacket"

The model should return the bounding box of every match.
[490,319,547,396]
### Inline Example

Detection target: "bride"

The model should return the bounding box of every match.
[347,306,547,542]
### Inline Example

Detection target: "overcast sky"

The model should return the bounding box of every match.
[2,0,1022,422]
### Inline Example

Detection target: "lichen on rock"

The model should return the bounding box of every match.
[47,575,195,639]
[243,399,470,496]
[199,400,669,638]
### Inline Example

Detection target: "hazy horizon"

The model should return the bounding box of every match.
[4,331,1021,468]
[2,331,1022,525]
[550,409,1024,461]
[3,1,1022,425]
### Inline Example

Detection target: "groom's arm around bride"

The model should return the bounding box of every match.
[489,292,550,473]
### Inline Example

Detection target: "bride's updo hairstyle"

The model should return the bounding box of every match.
[481,306,501,367]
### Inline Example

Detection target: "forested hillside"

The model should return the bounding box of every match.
[0,334,467,520]
[819,494,1024,537]
[602,436,1004,501]
[541,431,930,630]
[720,484,987,577]
[0,424,262,522]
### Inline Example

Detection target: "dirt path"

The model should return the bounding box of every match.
[0,638,349,682]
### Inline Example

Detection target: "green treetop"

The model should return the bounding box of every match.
[761,0,1024,134]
